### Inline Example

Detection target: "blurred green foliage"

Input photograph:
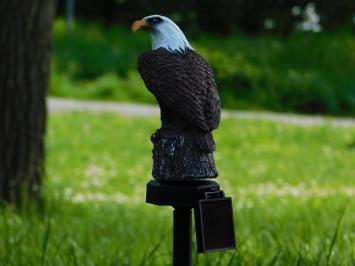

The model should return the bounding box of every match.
[51,19,355,116]
[196,33,355,115]
[51,19,154,103]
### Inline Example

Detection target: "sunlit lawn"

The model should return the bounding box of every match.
[0,112,354,265]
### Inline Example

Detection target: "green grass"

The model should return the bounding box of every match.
[50,18,355,116]
[1,112,355,265]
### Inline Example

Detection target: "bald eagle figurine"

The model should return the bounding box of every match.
[133,15,221,180]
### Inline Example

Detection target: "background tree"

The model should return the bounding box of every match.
[0,0,56,203]
[57,0,355,34]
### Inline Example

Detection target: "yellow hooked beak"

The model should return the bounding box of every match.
[131,19,148,33]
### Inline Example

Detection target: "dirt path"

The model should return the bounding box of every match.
[48,97,355,128]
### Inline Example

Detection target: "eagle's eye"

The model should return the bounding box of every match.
[148,17,163,25]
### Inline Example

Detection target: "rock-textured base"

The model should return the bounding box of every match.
[151,129,218,181]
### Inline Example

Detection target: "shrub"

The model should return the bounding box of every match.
[50,19,355,116]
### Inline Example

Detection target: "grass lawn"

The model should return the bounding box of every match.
[0,112,354,265]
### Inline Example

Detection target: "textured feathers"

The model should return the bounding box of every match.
[138,48,221,152]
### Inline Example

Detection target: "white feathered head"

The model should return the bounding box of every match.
[132,15,193,51]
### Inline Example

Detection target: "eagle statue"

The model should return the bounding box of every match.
[132,15,221,180]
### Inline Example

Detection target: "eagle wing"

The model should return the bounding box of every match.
[138,48,220,132]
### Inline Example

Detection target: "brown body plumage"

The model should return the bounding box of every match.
[138,47,221,153]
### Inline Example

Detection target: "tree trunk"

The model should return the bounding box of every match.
[0,0,56,203]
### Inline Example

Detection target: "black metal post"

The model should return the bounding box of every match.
[146,180,235,263]
[173,207,192,266]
